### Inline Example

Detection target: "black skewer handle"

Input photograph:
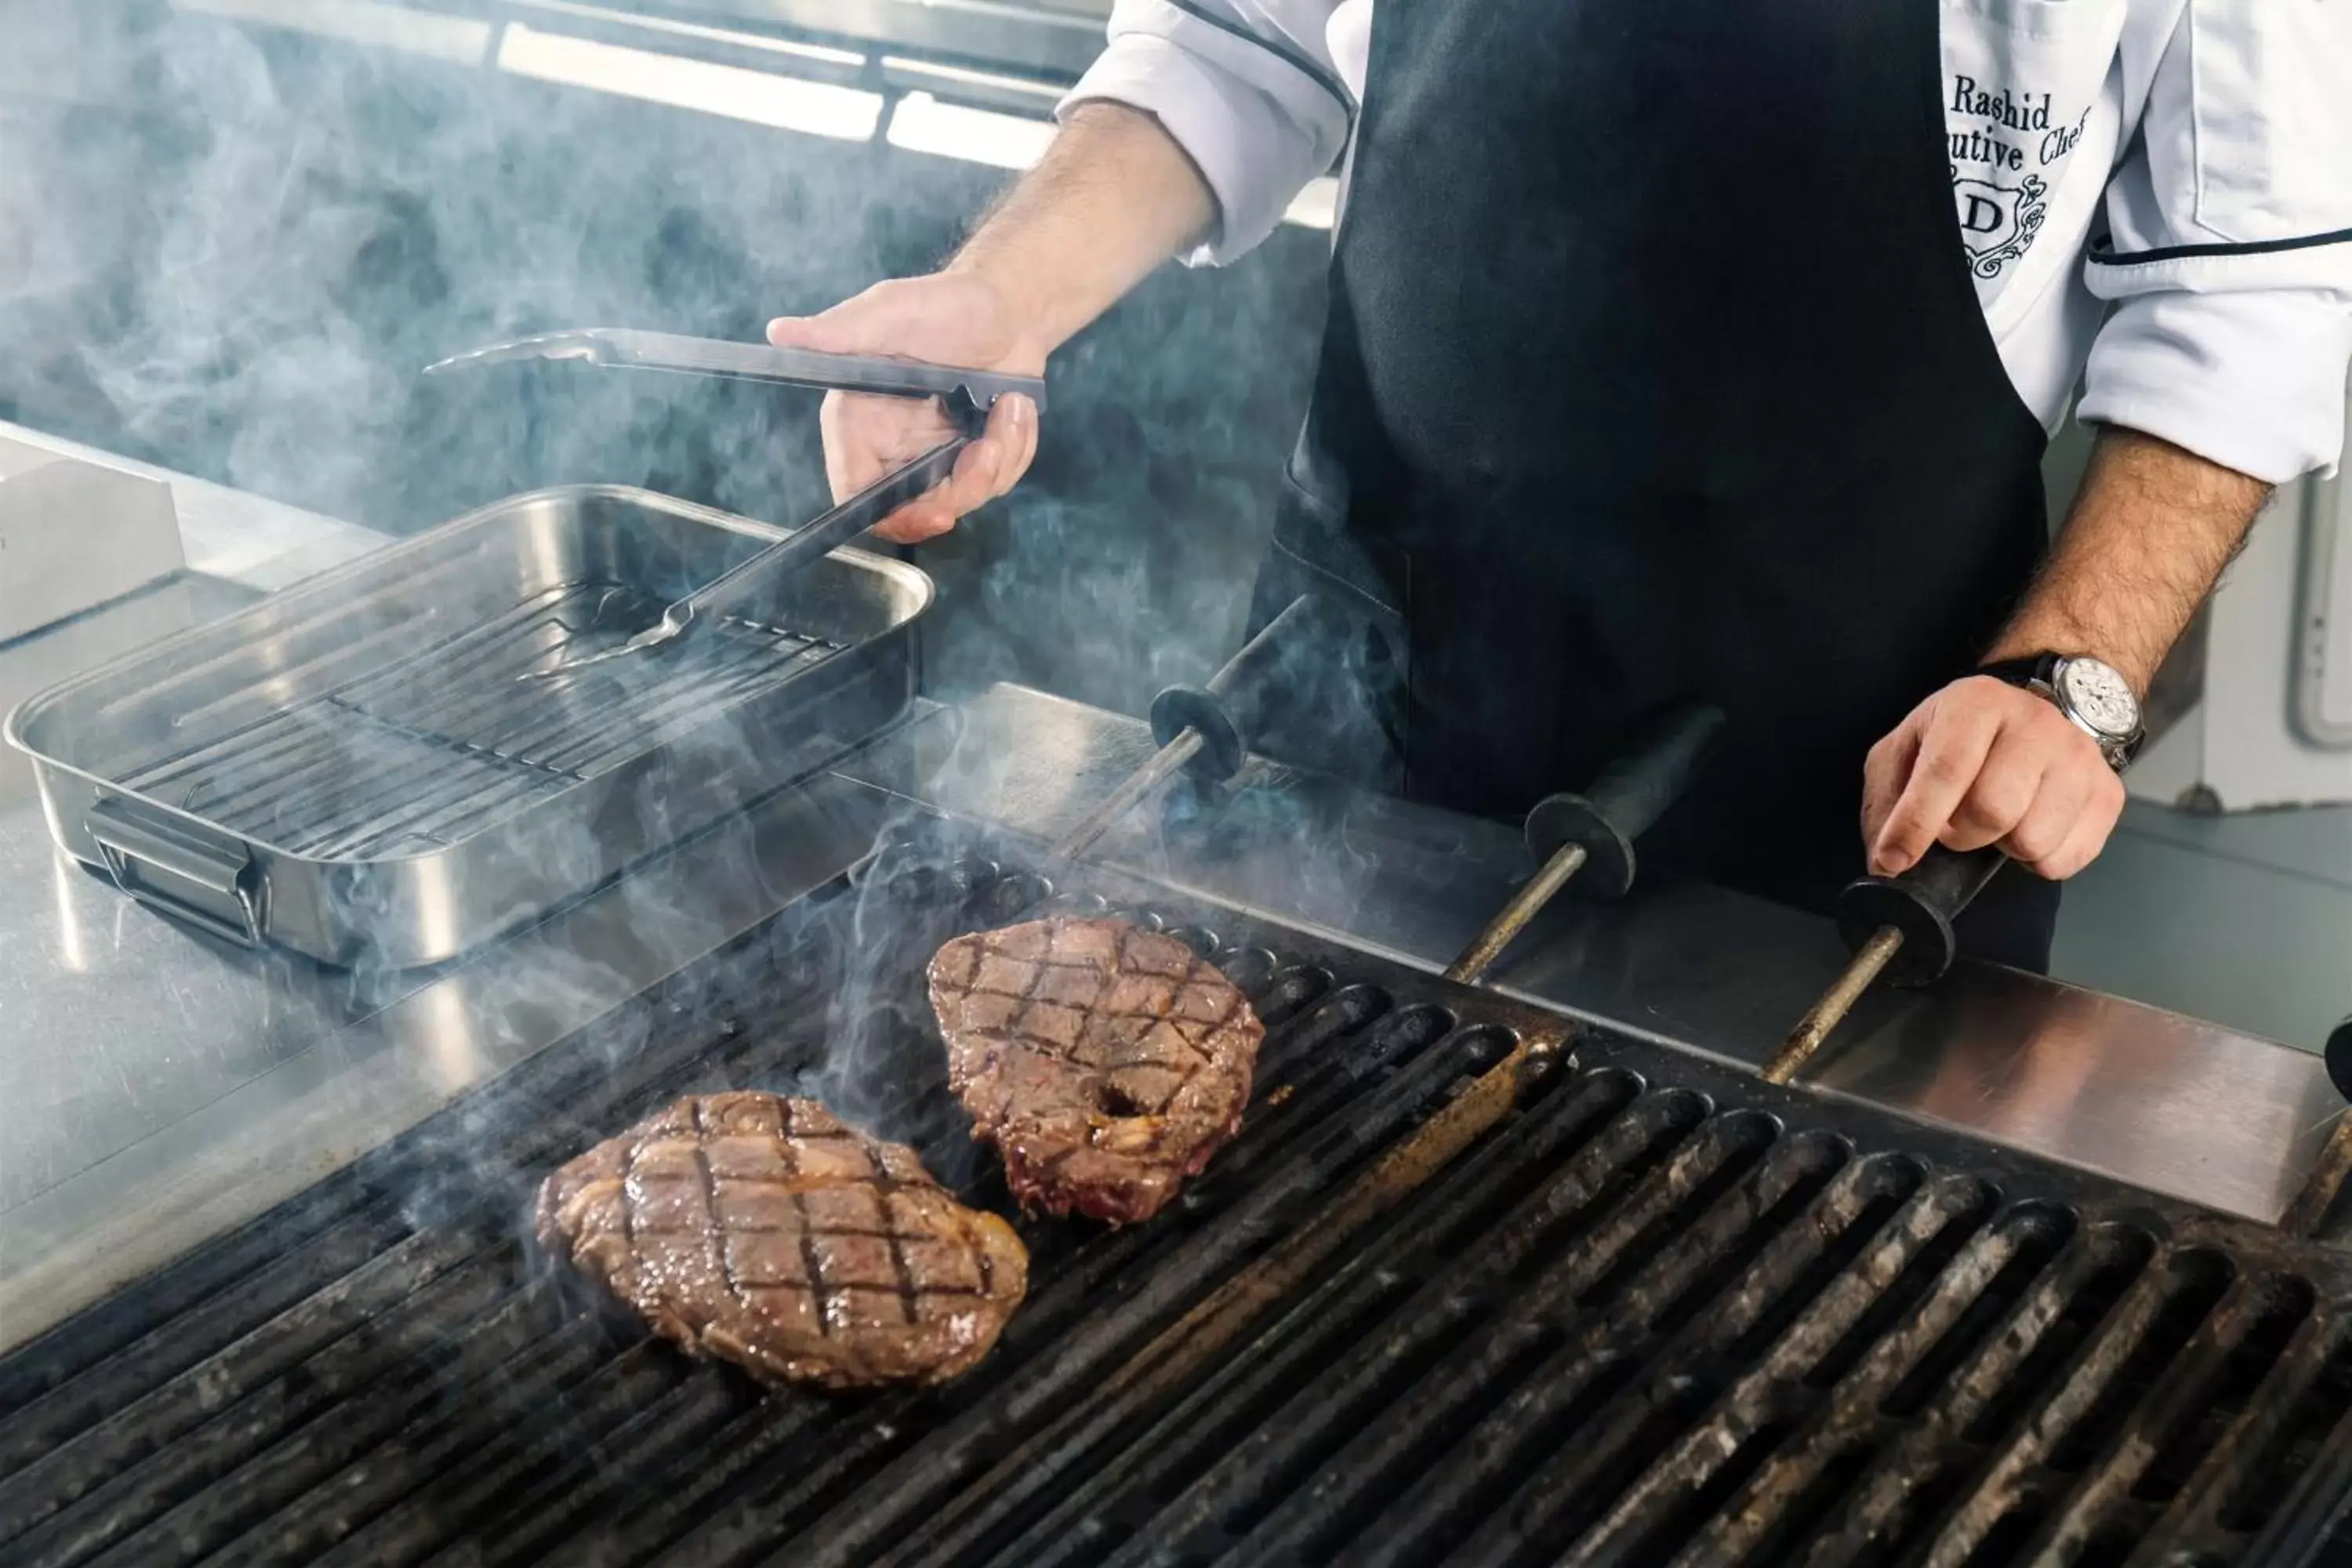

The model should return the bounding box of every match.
[1834,843,2008,988]
[2323,1016,2352,1103]
[1149,594,1320,784]
[1523,703,1729,901]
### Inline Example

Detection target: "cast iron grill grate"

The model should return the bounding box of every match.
[115,581,838,858]
[2,830,2350,1567]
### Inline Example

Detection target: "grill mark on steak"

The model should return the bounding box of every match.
[792,1187,830,1338]
[956,928,1241,1115]
[928,916,1266,1225]
[686,1097,764,1334]
[535,1092,1027,1387]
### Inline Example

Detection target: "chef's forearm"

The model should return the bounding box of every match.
[946,102,1217,361]
[1984,427,2272,692]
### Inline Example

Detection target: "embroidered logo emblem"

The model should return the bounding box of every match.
[1952,168,2048,279]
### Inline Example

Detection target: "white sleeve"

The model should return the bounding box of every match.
[2078,1,2352,481]
[1057,0,1352,267]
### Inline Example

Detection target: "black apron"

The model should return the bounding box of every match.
[1248,0,2063,970]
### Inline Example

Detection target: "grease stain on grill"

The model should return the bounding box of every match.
[1878,1200,2076,1420]
[2132,1272,2316,1506]
[2220,1321,2352,1534]
[1959,1223,2156,1449]
[2047,1248,2234,1476]
[5,834,2352,1568]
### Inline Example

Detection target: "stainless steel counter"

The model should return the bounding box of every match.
[4,447,2344,1353]
[0,511,397,1229]
[0,618,896,1348]
[0,437,383,1166]
[0,760,891,1350]
[0,430,399,1347]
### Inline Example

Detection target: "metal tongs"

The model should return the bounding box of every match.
[423,328,1047,678]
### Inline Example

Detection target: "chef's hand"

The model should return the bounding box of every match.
[767,274,1043,543]
[1861,675,2126,880]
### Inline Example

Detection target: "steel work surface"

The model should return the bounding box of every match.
[3,826,2351,1567]
[9,684,2346,1365]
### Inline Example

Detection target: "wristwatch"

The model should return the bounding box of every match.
[1979,652,2145,770]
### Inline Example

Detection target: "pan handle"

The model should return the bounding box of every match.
[86,798,263,949]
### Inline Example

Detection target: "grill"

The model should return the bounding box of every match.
[119,584,839,860]
[5,825,2351,1568]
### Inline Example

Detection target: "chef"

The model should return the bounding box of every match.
[770,0,2352,971]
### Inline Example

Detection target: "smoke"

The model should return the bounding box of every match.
[2,2,831,527]
[0,0,1330,716]
[0,0,1378,1341]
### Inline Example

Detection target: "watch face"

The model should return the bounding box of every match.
[2058,658,2140,739]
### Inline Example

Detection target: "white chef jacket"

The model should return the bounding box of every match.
[1063,0,2352,483]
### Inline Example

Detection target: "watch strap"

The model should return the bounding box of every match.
[1976,653,2057,689]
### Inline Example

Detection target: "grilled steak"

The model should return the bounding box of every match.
[927,916,1265,1225]
[534,1092,1028,1388]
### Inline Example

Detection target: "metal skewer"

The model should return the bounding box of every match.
[2281,1122,2352,1236]
[1777,927,1906,1073]
[1445,844,1590,984]
[1443,704,1726,985]
[1051,730,1209,862]
[1759,844,2009,1084]
[1049,595,1319,862]
[2278,1016,2352,1235]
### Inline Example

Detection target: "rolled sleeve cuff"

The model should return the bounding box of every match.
[2078,290,2352,483]
[1060,33,1336,267]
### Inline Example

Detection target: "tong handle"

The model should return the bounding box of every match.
[678,437,969,629]
[666,336,1044,415]
[1835,843,2008,988]
[425,328,1047,419]
[1149,594,1321,784]
[1523,703,1728,900]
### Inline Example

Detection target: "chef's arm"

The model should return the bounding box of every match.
[1983,428,2269,692]
[771,0,1348,542]
[949,103,1216,361]
[1987,0,2350,690]
[1864,0,2352,884]
[1861,430,2269,881]
[766,104,1213,543]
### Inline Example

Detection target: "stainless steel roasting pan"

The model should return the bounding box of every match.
[5,485,931,967]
